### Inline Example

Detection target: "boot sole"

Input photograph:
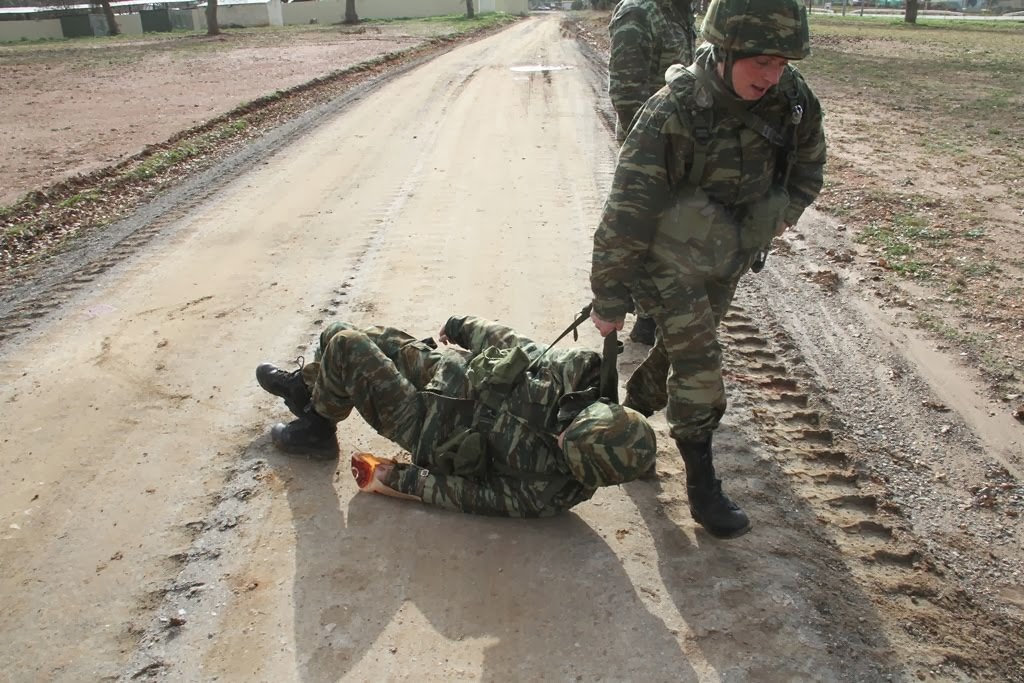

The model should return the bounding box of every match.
[691,510,752,539]
[700,521,752,539]
[270,424,338,461]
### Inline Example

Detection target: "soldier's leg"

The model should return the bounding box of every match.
[655,277,750,539]
[310,325,426,453]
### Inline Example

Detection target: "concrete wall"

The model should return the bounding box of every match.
[0,0,526,42]
[169,8,197,30]
[268,0,285,25]
[0,18,63,42]
[216,3,274,27]
[496,0,527,13]
[117,13,144,34]
[282,0,527,24]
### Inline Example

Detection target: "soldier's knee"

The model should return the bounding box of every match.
[321,327,372,363]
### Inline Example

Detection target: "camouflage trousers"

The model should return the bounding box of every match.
[301,322,442,455]
[626,188,761,442]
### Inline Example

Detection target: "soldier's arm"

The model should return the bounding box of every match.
[608,6,656,143]
[783,75,827,227]
[389,463,552,517]
[442,316,536,353]
[590,97,677,321]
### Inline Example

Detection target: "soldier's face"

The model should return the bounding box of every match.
[723,55,789,101]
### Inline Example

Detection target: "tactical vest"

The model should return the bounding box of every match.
[671,62,806,260]
[680,62,805,189]
[430,306,618,505]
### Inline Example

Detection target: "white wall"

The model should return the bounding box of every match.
[0,0,525,43]
[496,0,527,13]
[0,18,63,42]
[268,0,285,25]
[216,3,273,27]
[282,0,530,24]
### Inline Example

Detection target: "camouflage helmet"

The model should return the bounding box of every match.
[701,0,811,60]
[561,402,657,487]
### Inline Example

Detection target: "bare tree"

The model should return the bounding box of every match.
[344,0,359,24]
[206,0,220,35]
[96,0,120,35]
[905,0,919,22]
[466,0,475,17]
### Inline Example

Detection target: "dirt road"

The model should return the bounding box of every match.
[1,15,1021,682]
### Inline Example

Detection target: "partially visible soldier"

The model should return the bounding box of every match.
[256,316,656,517]
[608,0,697,346]
[589,0,826,538]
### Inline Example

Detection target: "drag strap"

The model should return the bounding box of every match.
[534,304,620,405]
[600,331,620,404]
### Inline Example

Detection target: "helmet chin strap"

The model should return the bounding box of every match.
[712,47,739,97]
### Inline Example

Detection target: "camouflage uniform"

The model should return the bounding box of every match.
[609,0,696,143]
[589,0,825,538]
[301,316,649,517]
[592,44,826,440]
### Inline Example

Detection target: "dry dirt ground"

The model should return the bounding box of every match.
[0,21,486,206]
[1,11,1023,683]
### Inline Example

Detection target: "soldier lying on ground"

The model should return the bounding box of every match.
[256,316,656,518]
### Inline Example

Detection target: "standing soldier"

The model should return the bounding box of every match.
[608,0,697,346]
[589,0,826,538]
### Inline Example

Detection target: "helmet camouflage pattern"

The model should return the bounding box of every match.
[561,402,657,487]
[701,0,811,60]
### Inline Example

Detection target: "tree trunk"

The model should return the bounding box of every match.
[905,0,919,23]
[466,0,475,18]
[206,0,220,36]
[98,0,119,36]
[343,0,359,24]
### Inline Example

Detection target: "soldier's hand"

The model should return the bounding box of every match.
[375,460,394,485]
[438,325,450,345]
[590,309,624,337]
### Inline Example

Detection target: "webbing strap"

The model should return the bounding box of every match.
[532,303,620,404]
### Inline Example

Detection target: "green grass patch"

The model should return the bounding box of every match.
[127,143,200,181]
[57,190,101,208]
[958,260,999,278]
[856,213,950,279]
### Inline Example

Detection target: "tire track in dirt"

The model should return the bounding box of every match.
[722,295,1024,681]
[0,38,497,351]
[564,15,1024,679]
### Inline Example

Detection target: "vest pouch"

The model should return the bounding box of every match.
[649,186,742,282]
[738,186,790,252]
[467,346,531,392]
[432,429,488,477]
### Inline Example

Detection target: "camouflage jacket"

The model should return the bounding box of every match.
[591,45,827,320]
[390,316,604,517]
[608,0,696,143]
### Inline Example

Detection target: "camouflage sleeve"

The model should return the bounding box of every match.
[389,463,553,517]
[783,75,827,226]
[443,316,536,353]
[590,96,678,321]
[608,5,655,144]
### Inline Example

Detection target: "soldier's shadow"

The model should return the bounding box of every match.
[620,421,905,679]
[280,456,698,682]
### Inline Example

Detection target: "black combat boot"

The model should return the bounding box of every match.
[677,436,751,538]
[256,362,312,418]
[270,406,338,460]
[628,315,657,346]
